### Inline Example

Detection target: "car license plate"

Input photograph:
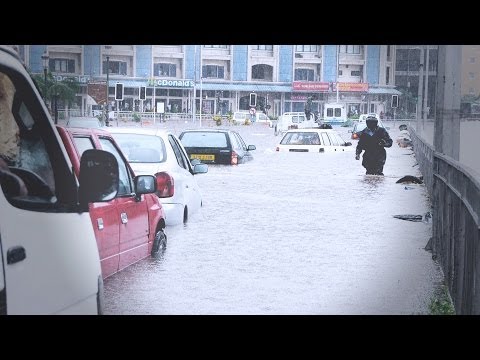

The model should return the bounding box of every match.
[191,154,215,161]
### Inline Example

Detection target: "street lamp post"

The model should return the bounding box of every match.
[54,76,58,124]
[105,56,110,126]
[41,51,49,103]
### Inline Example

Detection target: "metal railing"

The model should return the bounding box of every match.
[409,126,435,194]
[432,153,480,314]
[409,124,480,314]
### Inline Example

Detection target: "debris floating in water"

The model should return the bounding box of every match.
[393,214,423,222]
[396,175,424,184]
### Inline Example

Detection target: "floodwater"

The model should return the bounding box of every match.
[103,120,443,315]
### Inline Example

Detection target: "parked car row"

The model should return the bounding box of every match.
[0,47,222,314]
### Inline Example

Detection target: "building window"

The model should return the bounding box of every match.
[154,63,176,77]
[169,89,183,97]
[387,45,391,60]
[252,64,273,80]
[124,87,135,95]
[49,58,75,73]
[338,70,343,76]
[469,72,475,80]
[469,87,475,94]
[103,60,127,75]
[202,65,224,79]
[351,70,361,77]
[294,68,315,81]
[470,57,476,63]
[386,66,390,84]
[295,45,319,52]
[203,45,228,49]
[340,45,361,54]
[253,45,273,51]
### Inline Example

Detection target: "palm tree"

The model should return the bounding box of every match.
[31,72,79,122]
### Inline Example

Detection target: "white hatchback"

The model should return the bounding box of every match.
[232,111,273,127]
[276,128,354,153]
[274,112,317,136]
[108,127,208,226]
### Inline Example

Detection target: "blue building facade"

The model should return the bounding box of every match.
[22,45,397,118]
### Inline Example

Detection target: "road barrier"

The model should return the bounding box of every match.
[410,125,480,314]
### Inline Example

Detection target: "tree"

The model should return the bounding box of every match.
[31,72,80,119]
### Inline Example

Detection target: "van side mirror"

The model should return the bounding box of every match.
[79,149,119,207]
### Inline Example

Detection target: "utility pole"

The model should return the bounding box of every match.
[105,56,110,126]
[416,47,424,132]
[336,45,340,103]
[199,45,203,127]
[192,45,197,124]
[423,45,430,132]
[434,45,461,160]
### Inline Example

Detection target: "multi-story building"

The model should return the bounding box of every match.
[13,45,401,118]
[394,45,439,119]
[461,45,480,98]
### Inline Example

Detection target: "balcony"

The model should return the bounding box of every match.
[152,46,184,58]
[48,45,82,53]
[103,45,135,56]
[339,53,365,65]
[202,46,231,60]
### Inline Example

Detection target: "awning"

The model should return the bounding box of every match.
[368,88,402,95]
[199,82,292,92]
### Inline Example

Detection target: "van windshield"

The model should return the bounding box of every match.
[0,65,77,211]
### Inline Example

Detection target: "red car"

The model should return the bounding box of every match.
[56,125,167,279]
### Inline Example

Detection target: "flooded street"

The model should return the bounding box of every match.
[104,121,443,314]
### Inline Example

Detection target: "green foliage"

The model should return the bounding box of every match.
[429,284,455,315]
[31,72,80,108]
[132,112,141,122]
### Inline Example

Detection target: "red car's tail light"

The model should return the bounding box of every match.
[231,151,238,165]
[155,171,174,197]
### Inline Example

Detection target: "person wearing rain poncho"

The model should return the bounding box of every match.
[355,116,393,175]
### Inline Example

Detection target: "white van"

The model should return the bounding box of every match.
[323,103,347,124]
[274,112,317,136]
[0,46,119,314]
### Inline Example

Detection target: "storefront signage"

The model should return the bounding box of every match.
[147,79,194,88]
[292,81,329,91]
[291,95,308,100]
[336,82,369,92]
[53,75,90,83]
